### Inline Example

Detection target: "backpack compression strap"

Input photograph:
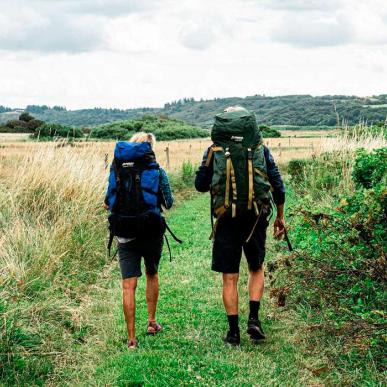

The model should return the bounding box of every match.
[229,155,237,218]
[247,148,253,210]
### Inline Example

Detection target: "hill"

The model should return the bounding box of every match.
[1,95,386,128]
[163,94,387,127]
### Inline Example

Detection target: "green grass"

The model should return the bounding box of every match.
[51,194,328,386]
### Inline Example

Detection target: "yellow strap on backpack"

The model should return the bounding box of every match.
[224,149,231,208]
[205,145,223,167]
[230,162,237,217]
[247,148,253,210]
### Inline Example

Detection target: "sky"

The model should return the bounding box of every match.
[0,0,386,109]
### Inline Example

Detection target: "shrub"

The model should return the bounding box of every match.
[90,126,131,140]
[0,120,30,133]
[26,119,44,131]
[34,123,83,138]
[181,160,195,183]
[287,159,308,183]
[0,114,43,133]
[90,115,209,141]
[288,154,347,195]
[259,124,281,138]
[352,148,387,189]
[272,147,387,381]
[19,112,34,122]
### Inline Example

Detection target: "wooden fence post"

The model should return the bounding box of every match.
[104,153,108,169]
[165,146,170,169]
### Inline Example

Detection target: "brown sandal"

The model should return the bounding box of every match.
[147,321,163,335]
[127,338,139,349]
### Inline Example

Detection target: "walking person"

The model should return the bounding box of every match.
[104,132,173,349]
[195,107,286,345]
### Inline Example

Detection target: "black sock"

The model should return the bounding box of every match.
[227,315,239,335]
[249,301,260,320]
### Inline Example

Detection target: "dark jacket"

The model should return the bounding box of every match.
[195,146,285,205]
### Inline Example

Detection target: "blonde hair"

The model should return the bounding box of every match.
[224,106,248,113]
[129,132,156,148]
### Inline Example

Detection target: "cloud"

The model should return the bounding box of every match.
[261,0,344,11]
[0,13,106,53]
[0,0,159,53]
[179,23,217,50]
[57,0,159,17]
[271,13,355,47]
[177,4,235,51]
[25,0,158,17]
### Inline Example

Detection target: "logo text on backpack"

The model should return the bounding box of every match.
[231,136,243,142]
[122,162,134,168]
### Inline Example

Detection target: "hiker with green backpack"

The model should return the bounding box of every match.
[195,107,286,345]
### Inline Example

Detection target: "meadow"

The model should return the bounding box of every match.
[1,132,328,173]
[0,129,385,386]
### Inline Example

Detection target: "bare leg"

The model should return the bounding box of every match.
[146,272,159,321]
[248,266,264,301]
[222,273,239,315]
[122,277,137,341]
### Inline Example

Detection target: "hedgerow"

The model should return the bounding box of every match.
[272,147,386,382]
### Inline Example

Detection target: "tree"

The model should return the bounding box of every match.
[19,112,34,122]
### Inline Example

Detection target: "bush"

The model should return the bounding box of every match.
[90,115,209,141]
[0,114,44,133]
[287,159,308,183]
[259,124,281,138]
[181,160,195,184]
[272,147,387,381]
[0,120,29,133]
[288,154,347,195]
[352,148,387,189]
[90,126,131,140]
[19,112,34,122]
[26,119,44,131]
[34,123,83,138]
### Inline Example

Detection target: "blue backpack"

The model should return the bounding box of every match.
[107,142,166,245]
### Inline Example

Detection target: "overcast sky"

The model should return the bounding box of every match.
[0,0,386,109]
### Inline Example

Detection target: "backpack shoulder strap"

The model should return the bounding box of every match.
[205,144,223,167]
[112,157,121,189]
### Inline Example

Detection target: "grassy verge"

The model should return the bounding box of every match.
[56,194,326,386]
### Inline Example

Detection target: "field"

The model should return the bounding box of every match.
[1,129,385,386]
[0,133,329,174]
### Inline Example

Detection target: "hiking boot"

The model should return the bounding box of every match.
[247,318,265,341]
[127,338,139,350]
[223,330,240,346]
[147,320,163,335]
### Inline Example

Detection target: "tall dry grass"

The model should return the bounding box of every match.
[321,125,387,190]
[1,136,325,175]
[0,143,109,384]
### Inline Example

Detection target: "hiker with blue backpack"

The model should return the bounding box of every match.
[104,132,174,349]
[195,107,286,346]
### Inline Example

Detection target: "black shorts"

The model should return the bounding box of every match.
[212,210,270,273]
[118,236,164,279]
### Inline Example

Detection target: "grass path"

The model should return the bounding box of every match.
[66,194,324,386]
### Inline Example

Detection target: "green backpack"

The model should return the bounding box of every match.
[205,108,272,225]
